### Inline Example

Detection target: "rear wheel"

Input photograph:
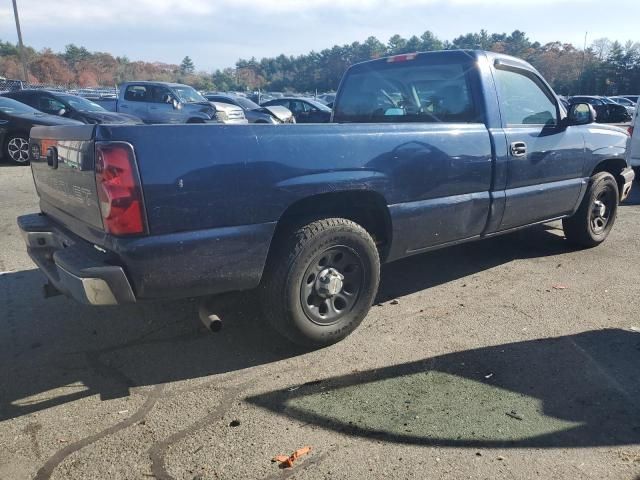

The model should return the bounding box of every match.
[562,172,619,248]
[4,133,30,165]
[261,218,380,348]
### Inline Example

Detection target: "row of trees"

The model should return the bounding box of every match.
[1,30,639,95]
[0,41,202,88]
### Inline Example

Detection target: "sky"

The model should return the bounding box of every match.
[1,0,640,71]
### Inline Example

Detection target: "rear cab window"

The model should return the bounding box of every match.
[333,55,481,124]
[124,85,149,102]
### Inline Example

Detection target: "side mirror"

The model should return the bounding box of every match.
[567,103,596,126]
[57,108,66,116]
[172,98,181,110]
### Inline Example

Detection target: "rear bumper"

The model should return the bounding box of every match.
[18,213,276,305]
[620,167,635,201]
[18,214,136,305]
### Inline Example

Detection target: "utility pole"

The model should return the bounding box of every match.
[12,0,29,81]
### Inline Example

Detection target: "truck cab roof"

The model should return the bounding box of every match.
[350,49,541,76]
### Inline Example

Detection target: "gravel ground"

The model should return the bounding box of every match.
[1,164,639,480]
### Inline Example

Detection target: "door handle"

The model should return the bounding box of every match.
[510,141,527,157]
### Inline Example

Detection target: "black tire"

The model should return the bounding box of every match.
[260,218,380,348]
[562,172,619,248]
[4,133,30,165]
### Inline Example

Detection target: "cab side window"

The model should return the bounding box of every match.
[150,86,172,104]
[124,85,149,102]
[39,96,65,114]
[494,68,558,126]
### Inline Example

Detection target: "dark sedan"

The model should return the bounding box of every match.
[568,96,631,124]
[261,97,332,123]
[204,94,294,124]
[1,90,142,125]
[0,97,83,164]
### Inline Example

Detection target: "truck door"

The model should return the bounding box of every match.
[493,63,586,230]
[119,84,151,122]
[147,86,183,124]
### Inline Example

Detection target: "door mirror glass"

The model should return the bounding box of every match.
[57,108,66,116]
[384,107,405,116]
[172,98,181,110]
[567,103,595,125]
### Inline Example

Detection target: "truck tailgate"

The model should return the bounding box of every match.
[29,125,104,231]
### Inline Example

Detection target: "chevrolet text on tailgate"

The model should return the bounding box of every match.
[19,50,634,347]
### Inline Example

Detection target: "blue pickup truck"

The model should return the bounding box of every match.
[18,50,634,347]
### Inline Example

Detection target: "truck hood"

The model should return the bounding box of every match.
[256,105,295,123]
[13,112,84,126]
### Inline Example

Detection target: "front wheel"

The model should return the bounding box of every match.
[260,218,380,348]
[562,172,619,248]
[4,133,30,165]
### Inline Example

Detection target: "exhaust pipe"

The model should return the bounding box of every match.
[198,300,223,332]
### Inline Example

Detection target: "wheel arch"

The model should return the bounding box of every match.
[591,157,628,193]
[269,189,393,262]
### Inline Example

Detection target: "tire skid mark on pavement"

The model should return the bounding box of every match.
[31,321,196,479]
[33,384,165,480]
[149,383,246,480]
[147,364,307,480]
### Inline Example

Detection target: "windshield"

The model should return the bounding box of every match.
[601,97,617,105]
[234,96,260,110]
[59,94,106,112]
[0,97,42,115]
[612,97,633,106]
[173,86,208,103]
[306,99,332,112]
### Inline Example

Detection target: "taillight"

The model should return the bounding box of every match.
[95,143,146,236]
[387,53,417,63]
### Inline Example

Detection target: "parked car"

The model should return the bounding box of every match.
[103,81,247,124]
[609,96,636,106]
[1,90,142,125]
[0,96,82,164]
[204,93,295,124]
[261,97,332,123]
[19,50,634,348]
[608,96,636,116]
[627,103,640,179]
[568,96,631,124]
[317,93,336,105]
[621,95,639,104]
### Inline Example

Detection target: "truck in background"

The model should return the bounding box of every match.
[95,81,247,124]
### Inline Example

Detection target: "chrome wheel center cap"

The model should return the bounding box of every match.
[594,200,606,218]
[315,268,344,298]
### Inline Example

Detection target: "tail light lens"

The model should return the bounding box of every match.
[95,143,146,236]
[387,53,417,63]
